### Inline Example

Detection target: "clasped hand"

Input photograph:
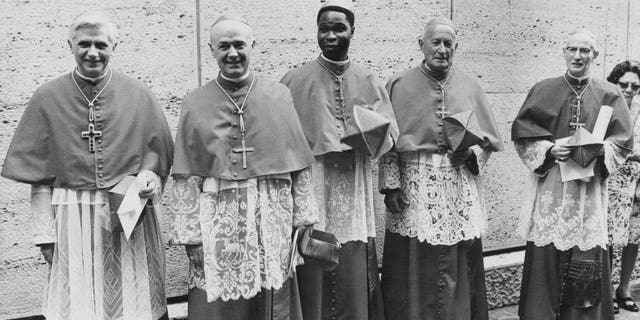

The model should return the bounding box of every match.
[550,144,571,162]
[138,171,159,199]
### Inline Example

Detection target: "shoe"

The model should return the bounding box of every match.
[614,300,620,314]
[616,290,640,312]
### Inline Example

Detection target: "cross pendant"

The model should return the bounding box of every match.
[232,138,255,169]
[81,123,102,152]
[436,107,450,118]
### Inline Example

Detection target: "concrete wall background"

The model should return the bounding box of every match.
[1,0,638,317]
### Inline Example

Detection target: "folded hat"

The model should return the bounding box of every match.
[341,105,393,158]
[565,127,603,168]
[442,110,484,152]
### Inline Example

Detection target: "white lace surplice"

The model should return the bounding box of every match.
[34,182,167,320]
[378,147,489,246]
[516,138,627,251]
[311,152,376,244]
[170,168,318,302]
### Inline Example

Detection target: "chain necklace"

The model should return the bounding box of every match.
[317,58,352,137]
[215,74,256,169]
[563,73,591,130]
[71,68,113,152]
[420,64,454,120]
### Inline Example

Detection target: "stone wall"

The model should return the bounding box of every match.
[1,0,639,317]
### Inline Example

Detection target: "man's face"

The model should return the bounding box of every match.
[210,21,254,79]
[419,24,457,73]
[317,11,353,61]
[563,33,598,78]
[68,27,116,78]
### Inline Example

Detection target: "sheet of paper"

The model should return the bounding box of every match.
[117,175,149,240]
[557,137,595,182]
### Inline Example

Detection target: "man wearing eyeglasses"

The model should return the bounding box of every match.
[511,30,633,319]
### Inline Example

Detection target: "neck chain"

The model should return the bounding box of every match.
[71,68,113,152]
[316,58,352,136]
[420,64,454,120]
[563,73,591,130]
[215,74,257,169]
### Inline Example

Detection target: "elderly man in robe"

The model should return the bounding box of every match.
[1,11,174,320]
[169,15,318,320]
[378,18,503,320]
[280,1,397,319]
[512,29,633,319]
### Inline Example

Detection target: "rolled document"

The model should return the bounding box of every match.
[591,105,613,140]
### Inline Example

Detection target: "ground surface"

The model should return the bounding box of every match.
[2,0,640,317]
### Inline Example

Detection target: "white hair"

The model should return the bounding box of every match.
[68,11,118,43]
[566,29,598,53]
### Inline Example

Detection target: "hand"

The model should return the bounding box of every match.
[550,144,571,162]
[448,149,473,166]
[185,244,204,268]
[384,189,407,214]
[39,243,55,265]
[138,174,158,199]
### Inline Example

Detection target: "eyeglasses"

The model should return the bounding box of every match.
[565,46,592,55]
[618,82,640,91]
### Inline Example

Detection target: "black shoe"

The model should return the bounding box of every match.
[616,290,640,312]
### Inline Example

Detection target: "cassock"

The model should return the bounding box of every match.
[512,72,633,320]
[378,63,503,320]
[281,54,397,320]
[169,73,318,320]
[1,70,174,320]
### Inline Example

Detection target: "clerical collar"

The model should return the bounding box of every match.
[565,71,590,87]
[420,61,452,82]
[317,54,352,76]
[74,67,109,85]
[217,71,254,91]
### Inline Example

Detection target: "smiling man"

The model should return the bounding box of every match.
[378,17,503,320]
[512,30,633,319]
[170,15,317,320]
[280,1,397,319]
[1,11,174,320]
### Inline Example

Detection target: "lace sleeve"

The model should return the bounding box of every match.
[515,138,555,175]
[379,151,401,192]
[291,167,319,227]
[169,175,203,245]
[31,185,55,245]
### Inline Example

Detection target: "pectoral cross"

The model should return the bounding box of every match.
[82,123,102,152]
[436,106,451,118]
[232,139,254,169]
[569,98,585,130]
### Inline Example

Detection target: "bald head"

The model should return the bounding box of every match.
[210,15,254,44]
[422,17,456,40]
[209,15,255,79]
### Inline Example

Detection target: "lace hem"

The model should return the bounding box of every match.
[515,138,554,174]
[378,152,401,191]
[385,151,488,246]
[169,175,202,245]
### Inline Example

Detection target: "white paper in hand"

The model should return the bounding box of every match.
[117,175,149,240]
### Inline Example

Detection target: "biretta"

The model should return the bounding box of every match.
[318,0,355,26]
[565,126,603,168]
[442,110,484,152]
[341,105,393,158]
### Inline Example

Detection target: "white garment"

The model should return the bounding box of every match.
[516,138,625,251]
[34,174,166,320]
[378,146,489,245]
[311,152,377,244]
[170,168,318,302]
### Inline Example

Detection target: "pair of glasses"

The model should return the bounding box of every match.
[619,82,640,91]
